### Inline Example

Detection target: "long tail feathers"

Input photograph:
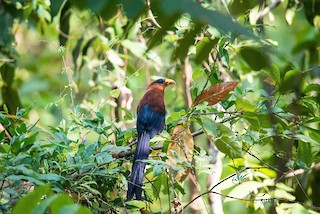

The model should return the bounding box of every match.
[127,132,150,200]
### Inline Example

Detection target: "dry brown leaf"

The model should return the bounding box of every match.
[192,82,239,107]
[167,123,194,182]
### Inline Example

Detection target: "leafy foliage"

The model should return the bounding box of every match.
[0,0,320,213]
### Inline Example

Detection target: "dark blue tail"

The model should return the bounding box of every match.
[127,132,150,200]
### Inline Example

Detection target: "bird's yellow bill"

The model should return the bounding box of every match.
[165,79,175,85]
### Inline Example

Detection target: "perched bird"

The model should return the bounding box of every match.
[127,78,175,200]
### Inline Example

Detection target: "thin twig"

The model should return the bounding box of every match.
[0,123,12,141]
[279,163,320,181]
[197,111,243,115]
[3,114,53,136]
[180,166,269,212]
[146,0,162,29]
[256,0,284,20]
[244,148,281,173]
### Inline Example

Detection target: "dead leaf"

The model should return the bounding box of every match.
[192,82,238,107]
[264,77,276,86]
[167,123,194,182]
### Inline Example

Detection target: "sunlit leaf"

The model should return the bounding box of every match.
[109,89,121,99]
[235,97,256,112]
[224,181,263,202]
[192,82,238,107]
[304,83,320,94]
[126,200,146,209]
[285,8,295,25]
[279,70,306,93]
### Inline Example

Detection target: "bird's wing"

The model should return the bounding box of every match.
[137,104,165,138]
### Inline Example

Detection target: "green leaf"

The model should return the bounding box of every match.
[295,134,318,145]
[235,97,256,112]
[199,116,242,158]
[239,47,269,71]
[151,0,259,40]
[297,141,312,168]
[11,135,23,154]
[122,40,147,58]
[13,185,51,214]
[0,130,5,142]
[224,181,263,202]
[3,104,9,114]
[175,24,202,60]
[241,112,272,131]
[0,143,10,153]
[152,174,165,198]
[50,193,74,214]
[229,0,259,16]
[192,69,203,80]
[6,175,45,186]
[95,111,105,123]
[304,83,320,93]
[82,143,96,159]
[80,184,101,196]
[308,128,320,143]
[274,189,296,201]
[0,114,11,126]
[195,37,217,63]
[50,0,65,18]
[120,0,146,21]
[279,70,306,93]
[284,103,313,116]
[37,173,64,182]
[59,205,92,214]
[126,200,146,209]
[285,8,296,25]
[277,203,318,214]
[30,194,60,214]
[109,89,121,99]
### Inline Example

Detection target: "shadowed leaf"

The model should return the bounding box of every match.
[192,82,238,107]
[200,116,242,159]
[13,185,51,214]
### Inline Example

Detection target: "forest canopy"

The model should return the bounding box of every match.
[0,0,320,213]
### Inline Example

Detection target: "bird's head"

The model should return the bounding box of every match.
[147,78,175,91]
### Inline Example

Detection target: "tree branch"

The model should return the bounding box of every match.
[256,0,284,20]
[113,113,240,158]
